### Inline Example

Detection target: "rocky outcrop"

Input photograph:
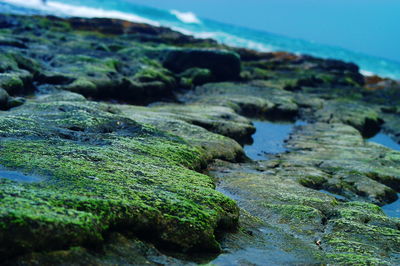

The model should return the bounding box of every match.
[162,48,241,81]
[67,16,218,46]
[1,13,400,265]
[0,92,239,259]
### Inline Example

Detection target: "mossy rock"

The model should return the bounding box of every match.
[179,67,213,86]
[0,70,33,95]
[0,97,239,259]
[0,88,9,108]
[117,104,247,162]
[183,82,299,120]
[162,48,241,81]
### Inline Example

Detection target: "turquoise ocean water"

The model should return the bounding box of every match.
[1,0,400,80]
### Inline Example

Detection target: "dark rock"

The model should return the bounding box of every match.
[321,58,359,73]
[0,88,9,108]
[69,17,163,35]
[233,48,275,61]
[178,67,213,86]
[67,17,217,46]
[0,37,27,48]
[0,14,20,28]
[0,70,33,95]
[162,49,241,81]
[6,96,25,108]
[1,13,400,265]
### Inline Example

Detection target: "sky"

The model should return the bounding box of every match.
[126,0,400,63]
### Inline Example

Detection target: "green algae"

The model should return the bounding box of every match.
[117,104,246,162]
[1,13,400,264]
[298,175,326,189]
[133,66,175,86]
[265,204,322,222]
[0,99,239,259]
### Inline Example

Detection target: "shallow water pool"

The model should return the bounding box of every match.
[319,189,347,201]
[368,133,400,217]
[382,194,400,218]
[210,226,315,265]
[368,133,400,151]
[0,169,42,183]
[244,120,306,160]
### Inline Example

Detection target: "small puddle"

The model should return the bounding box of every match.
[319,189,347,200]
[211,227,314,265]
[368,133,400,151]
[367,133,400,217]
[0,169,42,183]
[244,120,306,160]
[382,194,400,218]
[216,187,242,201]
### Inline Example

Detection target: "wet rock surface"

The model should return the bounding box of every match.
[0,13,400,265]
[285,122,400,204]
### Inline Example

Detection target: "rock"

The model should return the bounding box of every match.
[6,96,25,109]
[68,17,217,46]
[380,113,400,144]
[313,100,383,137]
[11,53,42,77]
[210,156,400,265]
[0,36,27,48]
[320,58,359,73]
[117,104,247,162]
[63,78,97,95]
[0,14,20,28]
[178,67,213,86]
[0,70,33,95]
[162,48,241,81]
[141,104,254,142]
[7,233,190,265]
[284,122,400,204]
[232,48,275,61]
[0,88,25,110]
[183,81,299,120]
[1,12,400,265]
[69,17,163,35]
[0,97,239,259]
[0,88,9,109]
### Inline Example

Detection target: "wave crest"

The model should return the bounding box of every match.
[170,9,201,24]
[2,0,159,26]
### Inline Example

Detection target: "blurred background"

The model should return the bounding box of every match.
[128,0,400,62]
[1,0,399,79]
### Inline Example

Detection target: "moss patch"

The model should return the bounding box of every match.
[0,98,239,259]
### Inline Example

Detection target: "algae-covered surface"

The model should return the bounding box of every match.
[0,13,400,265]
[0,96,239,257]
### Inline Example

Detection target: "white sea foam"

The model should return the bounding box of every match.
[360,69,376,77]
[3,0,399,80]
[2,0,159,26]
[167,25,274,52]
[204,31,275,52]
[4,0,271,52]
[170,9,201,24]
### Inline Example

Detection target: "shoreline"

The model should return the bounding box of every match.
[2,0,400,80]
[0,12,400,265]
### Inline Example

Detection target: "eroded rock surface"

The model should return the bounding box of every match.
[1,13,400,265]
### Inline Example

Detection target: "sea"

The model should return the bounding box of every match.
[1,0,400,80]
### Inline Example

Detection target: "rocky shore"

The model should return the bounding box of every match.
[0,13,400,265]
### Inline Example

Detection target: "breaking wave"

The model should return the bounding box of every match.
[170,9,200,24]
[1,0,159,25]
[1,0,400,79]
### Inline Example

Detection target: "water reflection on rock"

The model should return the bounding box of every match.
[244,120,306,160]
[0,169,42,183]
